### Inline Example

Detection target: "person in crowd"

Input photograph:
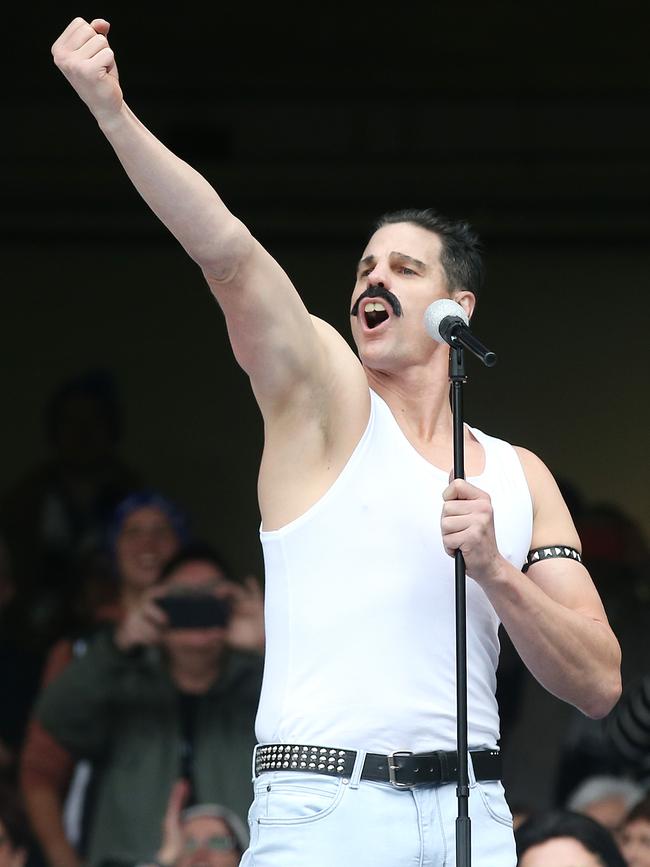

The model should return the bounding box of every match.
[49,16,622,866]
[566,775,646,834]
[31,542,264,867]
[515,809,627,867]
[0,783,33,867]
[153,780,247,867]
[20,492,189,867]
[0,369,142,647]
[618,795,650,867]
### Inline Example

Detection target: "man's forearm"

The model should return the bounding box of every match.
[483,559,621,718]
[97,103,252,279]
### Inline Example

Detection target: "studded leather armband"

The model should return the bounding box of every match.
[522,545,583,573]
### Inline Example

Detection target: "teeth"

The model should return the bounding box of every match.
[364,301,387,312]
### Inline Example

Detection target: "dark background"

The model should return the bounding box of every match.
[3,1,650,810]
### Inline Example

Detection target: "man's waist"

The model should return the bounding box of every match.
[254,743,501,788]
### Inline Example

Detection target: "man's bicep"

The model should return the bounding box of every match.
[206,237,325,408]
[515,446,581,550]
[516,445,609,620]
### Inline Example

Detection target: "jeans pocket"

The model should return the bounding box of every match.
[473,780,513,827]
[253,772,346,827]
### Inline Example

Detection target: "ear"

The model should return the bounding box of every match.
[453,290,476,321]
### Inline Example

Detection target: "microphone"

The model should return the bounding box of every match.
[424,299,497,367]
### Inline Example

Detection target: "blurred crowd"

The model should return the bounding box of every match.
[1,368,649,866]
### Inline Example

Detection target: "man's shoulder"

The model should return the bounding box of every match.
[470,425,545,471]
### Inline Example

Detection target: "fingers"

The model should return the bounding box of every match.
[89,19,111,36]
[441,512,491,549]
[218,575,262,605]
[165,778,190,820]
[74,33,112,62]
[442,478,488,502]
[441,485,495,557]
[52,18,89,54]
[441,514,474,537]
[147,584,171,600]
[214,581,235,601]
[52,18,116,86]
[243,574,263,595]
[52,17,108,55]
[441,531,466,558]
[142,599,169,629]
[441,497,493,527]
[118,596,168,648]
[234,575,263,602]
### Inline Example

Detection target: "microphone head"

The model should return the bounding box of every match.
[423,299,469,343]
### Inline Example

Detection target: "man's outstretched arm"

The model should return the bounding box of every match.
[51,18,349,415]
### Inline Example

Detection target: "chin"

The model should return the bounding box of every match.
[359,343,402,372]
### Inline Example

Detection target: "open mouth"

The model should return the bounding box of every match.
[363,301,390,329]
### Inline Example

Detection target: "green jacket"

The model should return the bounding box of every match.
[35,628,262,867]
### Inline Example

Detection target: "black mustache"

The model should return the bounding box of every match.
[350,285,403,318]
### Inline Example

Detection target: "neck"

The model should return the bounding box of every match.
[364,353,453,443]
[169,654,221,695]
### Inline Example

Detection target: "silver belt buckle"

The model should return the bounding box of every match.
[387,750,414,788]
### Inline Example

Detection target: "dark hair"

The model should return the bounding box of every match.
[515,809,626,867]
[624,794,650,825]
[373,207,485,300]
[160,541,235,584]
[0,782,32,850]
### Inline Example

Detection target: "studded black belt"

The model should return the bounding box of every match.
[254,744,501,789]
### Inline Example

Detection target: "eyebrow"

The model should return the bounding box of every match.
[355,251,428,275]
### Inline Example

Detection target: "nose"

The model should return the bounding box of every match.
[367,267,389,287]
[134,529,157,550]
[364,258,391,287]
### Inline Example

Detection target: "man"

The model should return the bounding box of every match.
[34,542,264,867]
[50,17,622,866]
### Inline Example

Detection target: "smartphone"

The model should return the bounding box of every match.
[156,593,231,629]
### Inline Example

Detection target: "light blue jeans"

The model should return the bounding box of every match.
[241,749,516,867]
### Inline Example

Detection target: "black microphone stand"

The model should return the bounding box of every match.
[449,342,471,867]
[449,334,497,867]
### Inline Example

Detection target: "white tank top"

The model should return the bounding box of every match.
[256,389,533,753]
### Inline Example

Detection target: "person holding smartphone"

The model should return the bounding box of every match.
[32,542,265,867]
